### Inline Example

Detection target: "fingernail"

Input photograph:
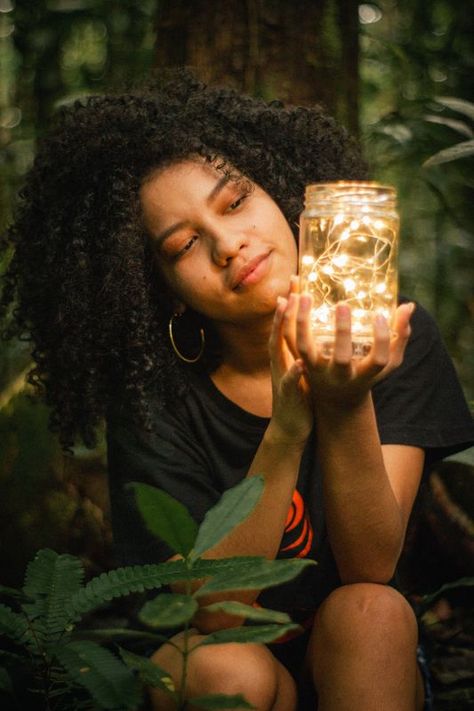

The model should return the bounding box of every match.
[300,294,311,310]
[407,302,416,314]
[336,303,350,319]
[375,313,387,328]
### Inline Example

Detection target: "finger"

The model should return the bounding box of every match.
[279,358,305,395]
[296,293,319,364]
[289,274,300,294]
[371,312,391,366]
[389,302,414,367]
[282,293,299,359]
[332,304,353,367]
[269,296,288,373]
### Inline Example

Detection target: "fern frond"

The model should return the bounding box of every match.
[68,559,189,619]
[21,549,84,644]
[0,603,29,644]
[54,640,142,710]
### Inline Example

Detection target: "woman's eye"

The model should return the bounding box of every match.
[228,194,247,212]
[175,235,198,258]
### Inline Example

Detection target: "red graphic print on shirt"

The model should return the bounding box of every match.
[279,489,314,558]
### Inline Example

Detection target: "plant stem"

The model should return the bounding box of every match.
[177,557,194,711]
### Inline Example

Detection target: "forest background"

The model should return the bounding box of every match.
[0,0,473,591]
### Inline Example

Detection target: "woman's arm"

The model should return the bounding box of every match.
[290,295,421,583]
[172,298,314,631]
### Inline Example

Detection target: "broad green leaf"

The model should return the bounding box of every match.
[420,576,474,609]
[196,558,316,596]
[191,476,264,559]
[202,601,291,625]
[55,640,142,709]
[119,647,176,696]
[190,693,255,709]
[423,139,474,167]
[129,483,198,556]
[198,623,300,646]
[139,593,198,629]
[435,96,474,122]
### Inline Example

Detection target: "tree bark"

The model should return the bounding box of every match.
[154,0,360,135]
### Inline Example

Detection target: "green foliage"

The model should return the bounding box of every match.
[419,576,474,611]
[138,593,198,629]
[191,476,265,559]
[118,647,176,696]
[190,694,255,709]
[360,0,474,403]
[0,477,314,710]
[54,641,141,710]
[130,483,199,557]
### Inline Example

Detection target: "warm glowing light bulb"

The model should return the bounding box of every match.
[333,254,348,267]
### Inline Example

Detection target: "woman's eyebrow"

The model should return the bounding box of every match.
[153,174,233,247]
[206,173,231,203]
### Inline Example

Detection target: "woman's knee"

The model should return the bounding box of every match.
[314,583,418,647]
[150,631,293,710]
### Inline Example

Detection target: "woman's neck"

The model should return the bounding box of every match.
[210,316,274,417]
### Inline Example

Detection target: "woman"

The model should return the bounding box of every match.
[2,72,473,710]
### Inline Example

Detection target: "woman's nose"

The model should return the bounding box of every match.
[210,226,247,266]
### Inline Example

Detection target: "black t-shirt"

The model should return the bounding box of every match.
[107,302,474,619]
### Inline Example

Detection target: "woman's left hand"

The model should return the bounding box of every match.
[281,293,414,410]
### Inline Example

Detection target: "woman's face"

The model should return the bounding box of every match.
[140,160,298,326]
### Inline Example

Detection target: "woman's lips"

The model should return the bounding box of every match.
[231,253,271,290]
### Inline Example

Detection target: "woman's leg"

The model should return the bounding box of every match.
[149,629,298,711]
[306,583,425,711]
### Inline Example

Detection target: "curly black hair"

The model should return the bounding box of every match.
[1,71,368,449]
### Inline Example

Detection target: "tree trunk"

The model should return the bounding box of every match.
[154,0,360,135]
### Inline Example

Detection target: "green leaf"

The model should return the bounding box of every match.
[21,549,84,643]
[196,558,316,596]
[138,593,198,629]
[0,603,29,643]
[191,477,264,559]
[435,96,474,122]
[420,576,474,608]
[202,601,291,625]
[68,557,298,622]
[198,623,300,646]
[129,483,199,556]
[0,585,30,602]
[119,647,177,696]
[190,693,256,709]
[190,557,265,578]
[68,559,190,620]
[423,139,474,167]
[55,640,142,709]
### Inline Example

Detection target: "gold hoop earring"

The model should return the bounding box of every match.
[168,313,205,363]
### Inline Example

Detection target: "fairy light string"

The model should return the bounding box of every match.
[299,183,398,356]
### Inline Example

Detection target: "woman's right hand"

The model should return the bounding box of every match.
[267,292,313,446]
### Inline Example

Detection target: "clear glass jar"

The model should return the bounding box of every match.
[299,181,399,357]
